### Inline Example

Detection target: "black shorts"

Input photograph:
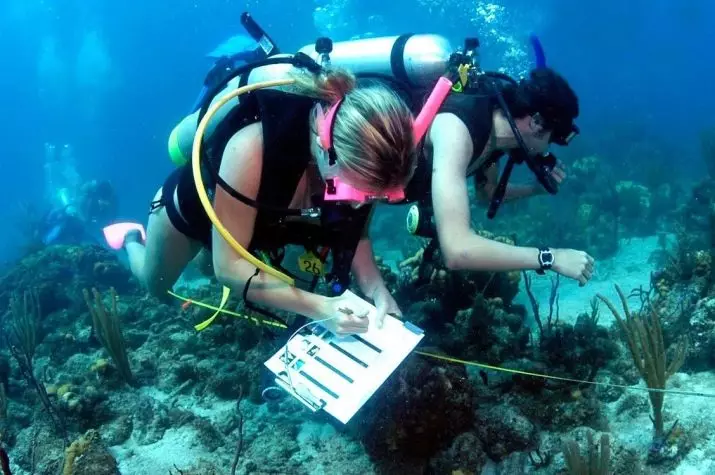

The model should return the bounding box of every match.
[151,165,212,248]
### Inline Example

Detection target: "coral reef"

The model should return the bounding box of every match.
[598,285,687,460]
[350,356,474,472]
[468,153,681,261]
[0,201,711,475]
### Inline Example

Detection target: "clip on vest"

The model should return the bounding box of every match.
[264,290,425,423]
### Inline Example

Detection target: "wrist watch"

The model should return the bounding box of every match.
[536,247,554,275]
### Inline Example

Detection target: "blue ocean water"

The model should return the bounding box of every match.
[0,0,712,256]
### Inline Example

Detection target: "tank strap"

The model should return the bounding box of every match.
[390,34,415,88]
[238,52,321,90]
[198,52,322,122]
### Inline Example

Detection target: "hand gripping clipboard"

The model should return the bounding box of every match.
[264,291,424,424]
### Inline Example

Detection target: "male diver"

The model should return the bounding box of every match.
[241,31,595,287]
[405,64,595,286]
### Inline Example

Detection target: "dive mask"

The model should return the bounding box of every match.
[550,121,579,146]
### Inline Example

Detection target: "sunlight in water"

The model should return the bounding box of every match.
[75,30,114,91]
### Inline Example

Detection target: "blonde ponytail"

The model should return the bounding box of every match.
[290,68,356,102]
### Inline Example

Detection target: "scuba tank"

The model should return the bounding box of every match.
[297,34,452,88]
[168,16,453,166]
[241,34,452,87]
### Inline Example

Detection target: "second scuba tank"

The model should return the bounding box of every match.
[298,34,453,88]
[239,34,454,94]
[242,34,453,88]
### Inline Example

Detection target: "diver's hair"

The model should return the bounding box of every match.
[291,68,416,189]
[500,67,579,129]
[290,67,356,102]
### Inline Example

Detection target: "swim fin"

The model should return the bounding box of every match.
[43,224,63,245]
[103,222,146,250]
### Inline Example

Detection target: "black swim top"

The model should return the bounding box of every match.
[404,93,503,202]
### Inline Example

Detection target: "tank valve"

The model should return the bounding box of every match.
[464,37,480,51]
[315,37,333,67]
[463,37,481,70]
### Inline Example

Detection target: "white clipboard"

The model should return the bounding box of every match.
[264,291,424,424]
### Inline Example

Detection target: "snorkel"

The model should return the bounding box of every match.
[530,34,547,69]
[191,14,280,114]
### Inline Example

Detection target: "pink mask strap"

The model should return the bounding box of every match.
[318,99,343,151]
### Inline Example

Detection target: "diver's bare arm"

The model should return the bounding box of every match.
[217,257,330,321]
[505,183,539,200]
[211,124,330,321]
[351,238,389,300]
[430,114,541,272]
[478,164,538,204]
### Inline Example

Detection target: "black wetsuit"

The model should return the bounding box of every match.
[155,89,373,291]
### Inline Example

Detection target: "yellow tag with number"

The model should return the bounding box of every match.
[298,251,323,276]
[458,64,470,87]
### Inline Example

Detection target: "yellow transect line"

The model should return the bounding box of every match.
[171,291,715,399]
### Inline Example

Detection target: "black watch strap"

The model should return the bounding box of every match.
[536,247,553,275]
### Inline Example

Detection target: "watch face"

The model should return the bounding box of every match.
[541,250,553,265]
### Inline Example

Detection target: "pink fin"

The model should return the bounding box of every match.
[103,222,146,250]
